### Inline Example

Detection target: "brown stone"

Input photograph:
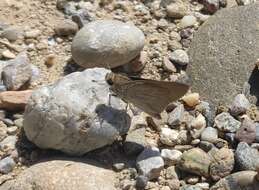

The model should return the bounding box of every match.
[0,90,32,111]
[209,148,234,181]
[235,118,256,144]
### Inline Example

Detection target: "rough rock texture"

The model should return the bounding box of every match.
[0,160,117,190]
[124,127,146,156]
[23,68,130,155]
[136,147,164,180]
[71,20,145,69]
[235,142,259,170]
[0,90,32,111]
[209,148,234,181]
[179,148,212,177]
[188,4,259,106]
[214,112,241,133]
[235,118,256,144]
[2,52,32,90]
[210,171,259,190]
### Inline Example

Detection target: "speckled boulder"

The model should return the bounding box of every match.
[23,68,130,155]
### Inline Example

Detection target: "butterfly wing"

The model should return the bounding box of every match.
[116,79,189,116]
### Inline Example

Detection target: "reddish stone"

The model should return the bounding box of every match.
[0,90,32,111]
[235,118,256,144]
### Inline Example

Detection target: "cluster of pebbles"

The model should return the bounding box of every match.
[0,0,258,190]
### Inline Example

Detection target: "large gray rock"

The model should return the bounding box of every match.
[71,20,145,69]
[23,68,130,155]
[188,4,259,106]
[0,160,117,190]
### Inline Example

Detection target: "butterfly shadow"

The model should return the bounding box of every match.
[95,104,131,136]
[248,67,259,105]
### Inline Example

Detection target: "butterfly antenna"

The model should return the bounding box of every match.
[103,52,111,71]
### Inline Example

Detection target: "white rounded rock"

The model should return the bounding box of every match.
[161,149,182,165]
[180,15,197,28]
[169,49,189,66]
[72,20,145,69]
[23,68,130,155]
[160,128,179,146]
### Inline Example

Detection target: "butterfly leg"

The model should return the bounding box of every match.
[108,91,118,106]
[126,103,129,112]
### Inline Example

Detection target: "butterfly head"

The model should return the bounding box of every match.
[105,72,115,85]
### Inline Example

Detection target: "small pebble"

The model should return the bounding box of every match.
[25,29,41,39]
[2,118,14,127]
[186,176,200,185]
[202,0,220,14]
[161,149,182,165]
[168,104,185,126]
[191,114,206,130]
[54,20,79,36]
[163,57,177,72]
[0,110,6,120]
[214,112,241,132]
[45,54,57,67]
[191,139,200,145]
[119,51,147,74]
[2,50,16,59]
[160,128,179,146]
[182,93,200,107]
[0,136,17,151]
[199,141,215,152]
[136,147,164,180]
[7,126,18,135]
[230,94,250,116]
[190,114,206,139]
[236,0,257,5]
[14,118,23,128]
[201,127,218,143]
[0,157,15,174]
[169,31,181,41]
[166,2,188,19]
[1,27,22,41]
[169,49,189,66]
[161,186,171,190]
[235,118,256,144]
[180,15,197,28]
[112,163,125,172]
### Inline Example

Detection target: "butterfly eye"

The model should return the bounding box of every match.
[106,78,113,85]
[105,73,114,85]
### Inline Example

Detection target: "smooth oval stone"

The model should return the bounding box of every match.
[71,20,145,69]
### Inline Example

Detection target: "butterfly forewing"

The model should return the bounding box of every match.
[122,79,189,115]
[106,73,189,116]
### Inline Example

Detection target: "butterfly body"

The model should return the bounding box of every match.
[105,72,190,117]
